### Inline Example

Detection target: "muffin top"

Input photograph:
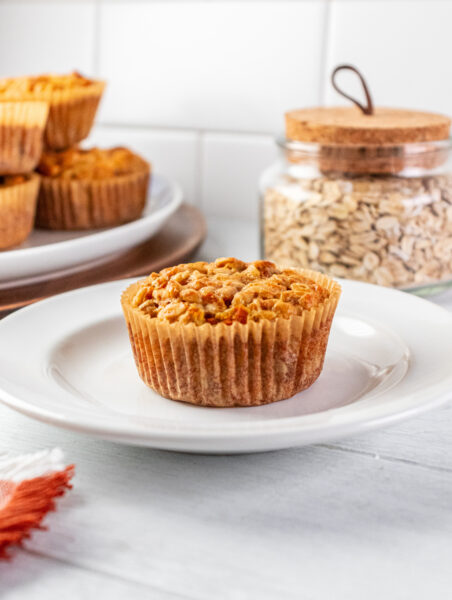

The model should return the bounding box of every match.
[0,175,29,188]
[131,258,331,325]
[37,147,150,180]
[0,72,100,98]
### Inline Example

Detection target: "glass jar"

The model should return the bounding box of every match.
[260,138,452,295]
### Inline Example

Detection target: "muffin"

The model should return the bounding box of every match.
[0,101,48,174]
[36,146,151,230]
[0,174,40,249]
[121,258,341,407]
[0,72,105,150]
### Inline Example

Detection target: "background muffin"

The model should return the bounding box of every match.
[0,72,105,150]
[122,258,341,407]
[0,174,40,249]
[36,146,151,230]
[0,101,48,174]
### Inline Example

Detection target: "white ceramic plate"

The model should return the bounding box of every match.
[0,278,452,454]
[0,175,182,284]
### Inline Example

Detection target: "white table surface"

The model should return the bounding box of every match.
[2,217,452,600]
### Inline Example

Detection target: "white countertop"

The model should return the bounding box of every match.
[2,217,452,600]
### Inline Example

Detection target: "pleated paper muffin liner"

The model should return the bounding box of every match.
[36,169,150,230]
[0,102,48,174]
[42,82,105,150]
[121,270,341,407]
[0,174,40,249]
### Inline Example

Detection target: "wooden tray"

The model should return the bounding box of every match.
[0,203,206,315]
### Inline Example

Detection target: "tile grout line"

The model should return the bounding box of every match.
[92,0,102,78]
[197,130,205,211]
[318,0,334,105]
[96,121,275,139]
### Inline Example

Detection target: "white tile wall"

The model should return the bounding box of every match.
[97,1,326,133]
[201,133,276,219]
[0,2,96,78]
[323,0,452,115]
[1,0,452,219]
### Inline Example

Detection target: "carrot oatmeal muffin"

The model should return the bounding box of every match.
[0,72,105,150]
[0,101,48,174]
[121,258,341,407]
[0,174,40,249]
[36,146,151,230]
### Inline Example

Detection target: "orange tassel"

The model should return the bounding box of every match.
[0,464,74,559]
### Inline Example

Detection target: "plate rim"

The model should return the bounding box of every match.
[1,278,452,448]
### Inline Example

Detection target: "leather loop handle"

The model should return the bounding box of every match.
[331,64,374,115]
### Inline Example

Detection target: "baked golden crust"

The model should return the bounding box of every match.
[131,258,331,325]
[37,147,150,180]
[0,72,100,97]
[122,266,341,407]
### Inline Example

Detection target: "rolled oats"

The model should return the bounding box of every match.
[263,174,452,289]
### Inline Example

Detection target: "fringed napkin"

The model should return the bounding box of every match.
[0,448,74,559]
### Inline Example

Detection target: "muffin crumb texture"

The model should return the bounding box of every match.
[132,258,331,325]
[37,147,150,180]
[0,72,95,96]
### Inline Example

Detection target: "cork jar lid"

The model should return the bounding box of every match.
[283,65,452,174]
[285,106,451,145]
[286,65,451,145]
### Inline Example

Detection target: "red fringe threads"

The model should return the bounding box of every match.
[0,465,75,559]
